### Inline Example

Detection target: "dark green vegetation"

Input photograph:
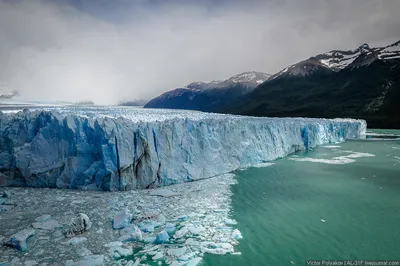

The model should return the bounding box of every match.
[222,58,400,129]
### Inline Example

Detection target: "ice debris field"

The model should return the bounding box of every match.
[0,106,366,191]
[1,174,238,266]
[0,106,367,265]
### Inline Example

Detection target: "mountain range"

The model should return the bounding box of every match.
[144,72,271,112]
[145,40,400,128]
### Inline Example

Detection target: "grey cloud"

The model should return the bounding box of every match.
[0,0,399,104]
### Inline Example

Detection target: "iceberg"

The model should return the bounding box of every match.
[0,107,366,191]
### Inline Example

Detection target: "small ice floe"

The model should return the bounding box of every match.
[0,205,14,212]
[224,218,237,225]
[149,189,180,197]
[202,242,234,255]
[143,237,156,244]
[289,151,375,165]
[174,226,189,239]
[119,224,142,242]
[1,190,10,198]
[232,229,243,240]
[289,157,355,165]
[34,214,51,222]
[250,162,275,168]
[66,236,87,245]
[113,210,132,229]
[5,229,36,251]
[65,213,92,237]
[321,219,326,223]
[187,225,205,235]
[321,145,341,149]
[167,247,187,257]
[186,257,202,266]
[155,230,169,244]
[165,223,176,233]
[32,219,62,230]
[65,255,104,266]
[109,246,133,259]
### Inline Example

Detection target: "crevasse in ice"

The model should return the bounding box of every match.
[0,107,366,190]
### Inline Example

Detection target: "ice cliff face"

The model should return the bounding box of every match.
[0,108,366,191]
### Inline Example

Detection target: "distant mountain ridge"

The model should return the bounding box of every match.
[268,41,400,80]
[220,40,400,129]
[0,84,20,100]
[144,71,271,112]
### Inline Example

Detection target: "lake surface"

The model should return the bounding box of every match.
[205,130,400,265]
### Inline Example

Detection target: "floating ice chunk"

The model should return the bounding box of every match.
[32,220,62,230]
[65,213,92,237]
[249,162,275,168]
[155,230,169,244]
[119,224,142,242]
[232,229,243,240]
[321,219,326,223]
[143,237,156,244]
[170,261,183,266]
[104,241,122,247]
[188,225,205,235]
[34,214,51,222]
[6,229,35,251]
[110,246,133,258]
[339,152,375,158]
[202,248,230,255]
[175,215,188,221]
[321,145,341,148]
[72,255,104,266]
[0,205,13,212]
[289,157,355,165]
[220,243,234,250]
[152,251,164,260]
[113,210,132,229]
[168,247,187,257]
[138,221,155,233]
[154,214,166,227]
[149,189,180,197]
[24,260,37,266]
[165,223,176,234]
[224,219,237,225]
[174,227,189,239]
[67,237,87,245]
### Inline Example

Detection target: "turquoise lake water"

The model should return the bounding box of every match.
[205,130,400,265]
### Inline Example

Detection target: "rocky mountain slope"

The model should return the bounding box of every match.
[144,72,271,112]
[220,40,400,129]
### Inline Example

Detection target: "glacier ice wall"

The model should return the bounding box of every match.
[0,109,366,191]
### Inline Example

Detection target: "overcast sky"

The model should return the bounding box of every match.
[0,0,399,104]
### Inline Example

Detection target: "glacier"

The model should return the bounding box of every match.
[0,107,366,191]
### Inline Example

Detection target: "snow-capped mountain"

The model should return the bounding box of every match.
[185,72,270,91]
[144,71,271,111]
[220,40,400,129]
[269,41,400,81]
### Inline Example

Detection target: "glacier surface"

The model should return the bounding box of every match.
[0,107,366,190]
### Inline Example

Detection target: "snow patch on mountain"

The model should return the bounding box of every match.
[267,40,400,81]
